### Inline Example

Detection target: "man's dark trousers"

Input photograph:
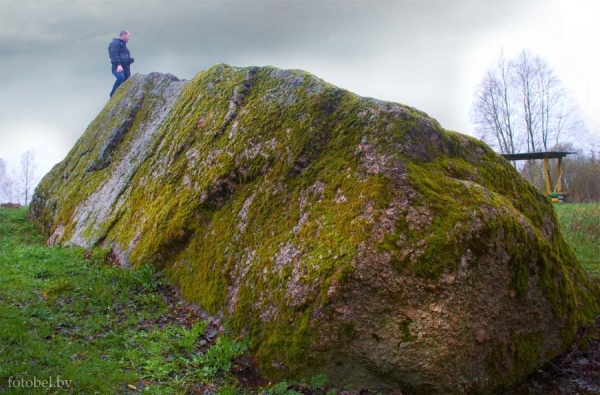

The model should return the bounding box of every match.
[110,65,131,97]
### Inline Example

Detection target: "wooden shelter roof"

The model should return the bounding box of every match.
[500,151,576,161]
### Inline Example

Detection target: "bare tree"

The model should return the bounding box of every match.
[532,55,574,151]
[471,49,578,154]
[471,51,520,154]
[0,159,6,194]
[515,49,539,152]
[1,159,8,203]
[18,150,37,206]
[1,159,15,203]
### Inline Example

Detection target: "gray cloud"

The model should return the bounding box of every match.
[3,0,594,182]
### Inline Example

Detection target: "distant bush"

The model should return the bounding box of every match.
[562,152,600,202]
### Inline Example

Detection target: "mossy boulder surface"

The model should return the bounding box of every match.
[30,65,599,394]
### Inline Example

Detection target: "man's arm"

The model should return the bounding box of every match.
[108,40,123,67]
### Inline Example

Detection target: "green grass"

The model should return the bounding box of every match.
[554,202,600,278]
[0,207,258,394]
[1,203,596,393]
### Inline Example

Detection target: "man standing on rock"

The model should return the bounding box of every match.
[108,30,134,98]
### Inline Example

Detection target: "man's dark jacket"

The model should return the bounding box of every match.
[108,38,134,68]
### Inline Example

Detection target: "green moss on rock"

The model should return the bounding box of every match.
[29,65,600,394]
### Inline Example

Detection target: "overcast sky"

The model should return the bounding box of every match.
[1,0,599,182]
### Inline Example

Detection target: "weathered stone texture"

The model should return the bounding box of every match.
[30,65,599,394]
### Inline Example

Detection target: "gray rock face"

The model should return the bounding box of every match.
[30,65,599,394]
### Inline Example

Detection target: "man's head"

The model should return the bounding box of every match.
[120,30,131,42]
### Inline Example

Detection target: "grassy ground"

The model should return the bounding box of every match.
[554,202,600,278]
[0,204,598,394]
[0,207,284,394]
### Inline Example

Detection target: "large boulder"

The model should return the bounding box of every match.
[29,65,599,394]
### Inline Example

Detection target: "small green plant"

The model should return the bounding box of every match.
[200,336,248,379]
[41,279,74,300]
[176,320,208,351]
[264,381,302,395]
[133,264,164,291]
[310,373,328,388]
[142,356,178,381]
[218,384,239,395]
[135,292,166,309]
[88,247,113,265]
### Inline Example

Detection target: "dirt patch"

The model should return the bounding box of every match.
[500,311,600,395]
